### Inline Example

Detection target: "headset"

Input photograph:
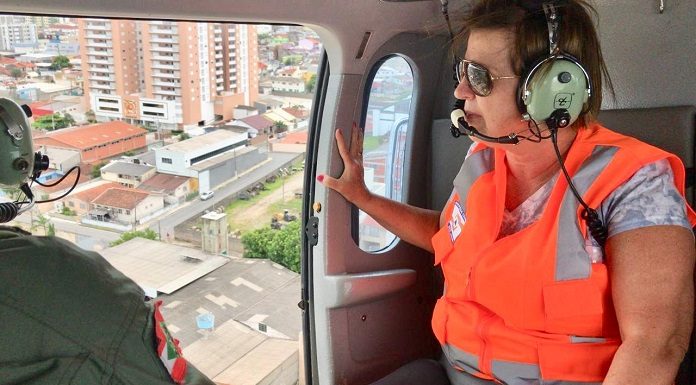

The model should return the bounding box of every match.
[516,2,591,129]
[0,97,79,223]
[445,1,608,247]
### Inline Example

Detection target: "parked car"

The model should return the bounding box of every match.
[199,190,214,201]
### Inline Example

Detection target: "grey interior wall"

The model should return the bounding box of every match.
[597,1,696,109]
[432,1,696,119]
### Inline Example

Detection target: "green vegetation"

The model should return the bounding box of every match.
[31,214,55,235]
[10,68,23,80]
[32,112,76,130]
[49,55,72,70]
[91,161,106,178]
[274,120,288,134]
[85,109,97,123]
[282,55,302,66]
[60,206,76,216]
[179,132,191,141]
[110,229,158,247]
[363,136,381,152]
[305,73,317,93]
[241,221,301,273]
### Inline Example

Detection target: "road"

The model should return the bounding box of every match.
[12,212,120,251]
[8,151,302,250]
[147,151,302,239]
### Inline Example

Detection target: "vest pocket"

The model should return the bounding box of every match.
[542,279,604,337]
[538,339,620,382]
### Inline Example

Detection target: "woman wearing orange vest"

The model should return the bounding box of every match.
[319,0,696,384]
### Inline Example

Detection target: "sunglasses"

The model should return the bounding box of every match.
[454,57,519,97]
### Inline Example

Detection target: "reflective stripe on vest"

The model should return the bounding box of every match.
[433,125,696,384]
[444,342,603,385]
[453,146,495,209]
[556,145,617,281]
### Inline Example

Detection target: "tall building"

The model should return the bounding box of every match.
[0,22,37,51]
[78,19,259,131]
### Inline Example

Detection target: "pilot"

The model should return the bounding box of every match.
[0,98,215,385]
[320,0,696,384]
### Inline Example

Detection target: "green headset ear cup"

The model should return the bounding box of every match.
[519,58,590,125]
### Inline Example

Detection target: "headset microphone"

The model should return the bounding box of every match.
[450,101,520,145]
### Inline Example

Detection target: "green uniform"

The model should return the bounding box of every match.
[0,226,215,385]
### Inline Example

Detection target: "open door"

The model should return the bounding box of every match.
[302,32,450,385]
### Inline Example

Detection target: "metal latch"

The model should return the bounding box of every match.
[305,216,319,246]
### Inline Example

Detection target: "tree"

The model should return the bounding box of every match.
[31,112,75,130]
[10,68,23,80]
[63,113,75,127]
[49,55,71,70]
[91,161,106,178]
[274,120,288,134]
[178,132,190,141]
[110,229,158,247]
[85,109,97,123]
[32,214,52,235]
[241,221,301,273]
[305,73,317,93]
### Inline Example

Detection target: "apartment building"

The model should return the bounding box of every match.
[78,19,259,131]
[0,23,37,51]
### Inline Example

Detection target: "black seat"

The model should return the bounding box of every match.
[598,106,696,385]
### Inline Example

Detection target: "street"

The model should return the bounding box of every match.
[147,152,302,240]
[8,152,303,251]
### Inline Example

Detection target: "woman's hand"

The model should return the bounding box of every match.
[318,123,372,206]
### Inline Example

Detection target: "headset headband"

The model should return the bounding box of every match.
[543,3,560,55]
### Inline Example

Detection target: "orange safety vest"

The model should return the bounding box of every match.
[431,124,696,384]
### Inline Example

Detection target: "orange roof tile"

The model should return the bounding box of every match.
[279,130,308,144]
[92,188,150,209]
[0,57,18,65]
[74,182,121,203]
[282,107,308,119]
[40,121,147,151]
[138,173,189,193]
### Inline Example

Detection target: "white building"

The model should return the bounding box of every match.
[0,24,38,52]
[155,129,248,178]
[271,76,305,93]
[91,188,164,225]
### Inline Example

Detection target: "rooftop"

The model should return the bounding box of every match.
[35,121,147,151]
[138,173,189,193]
[74,182,122,203]
[239,114,274,130]
[278,130,308,145]
[92,188,150,209]
[189,146,259,172]
[101,161,155,177]
[201,211,226,220]
[101,237,230,297]
[161,130,247,153]
[282,107,309,119]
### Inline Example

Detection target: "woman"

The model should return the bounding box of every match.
[319,1,696,384]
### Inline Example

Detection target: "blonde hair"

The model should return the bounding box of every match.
[455,0,613,126]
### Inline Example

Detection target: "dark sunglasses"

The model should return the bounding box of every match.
[454,57,519,97]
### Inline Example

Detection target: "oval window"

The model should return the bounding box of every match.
[358,56,413,252]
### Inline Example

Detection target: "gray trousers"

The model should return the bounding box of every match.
[370,357,495,385]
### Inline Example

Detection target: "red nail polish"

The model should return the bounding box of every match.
[316,175,324,182]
